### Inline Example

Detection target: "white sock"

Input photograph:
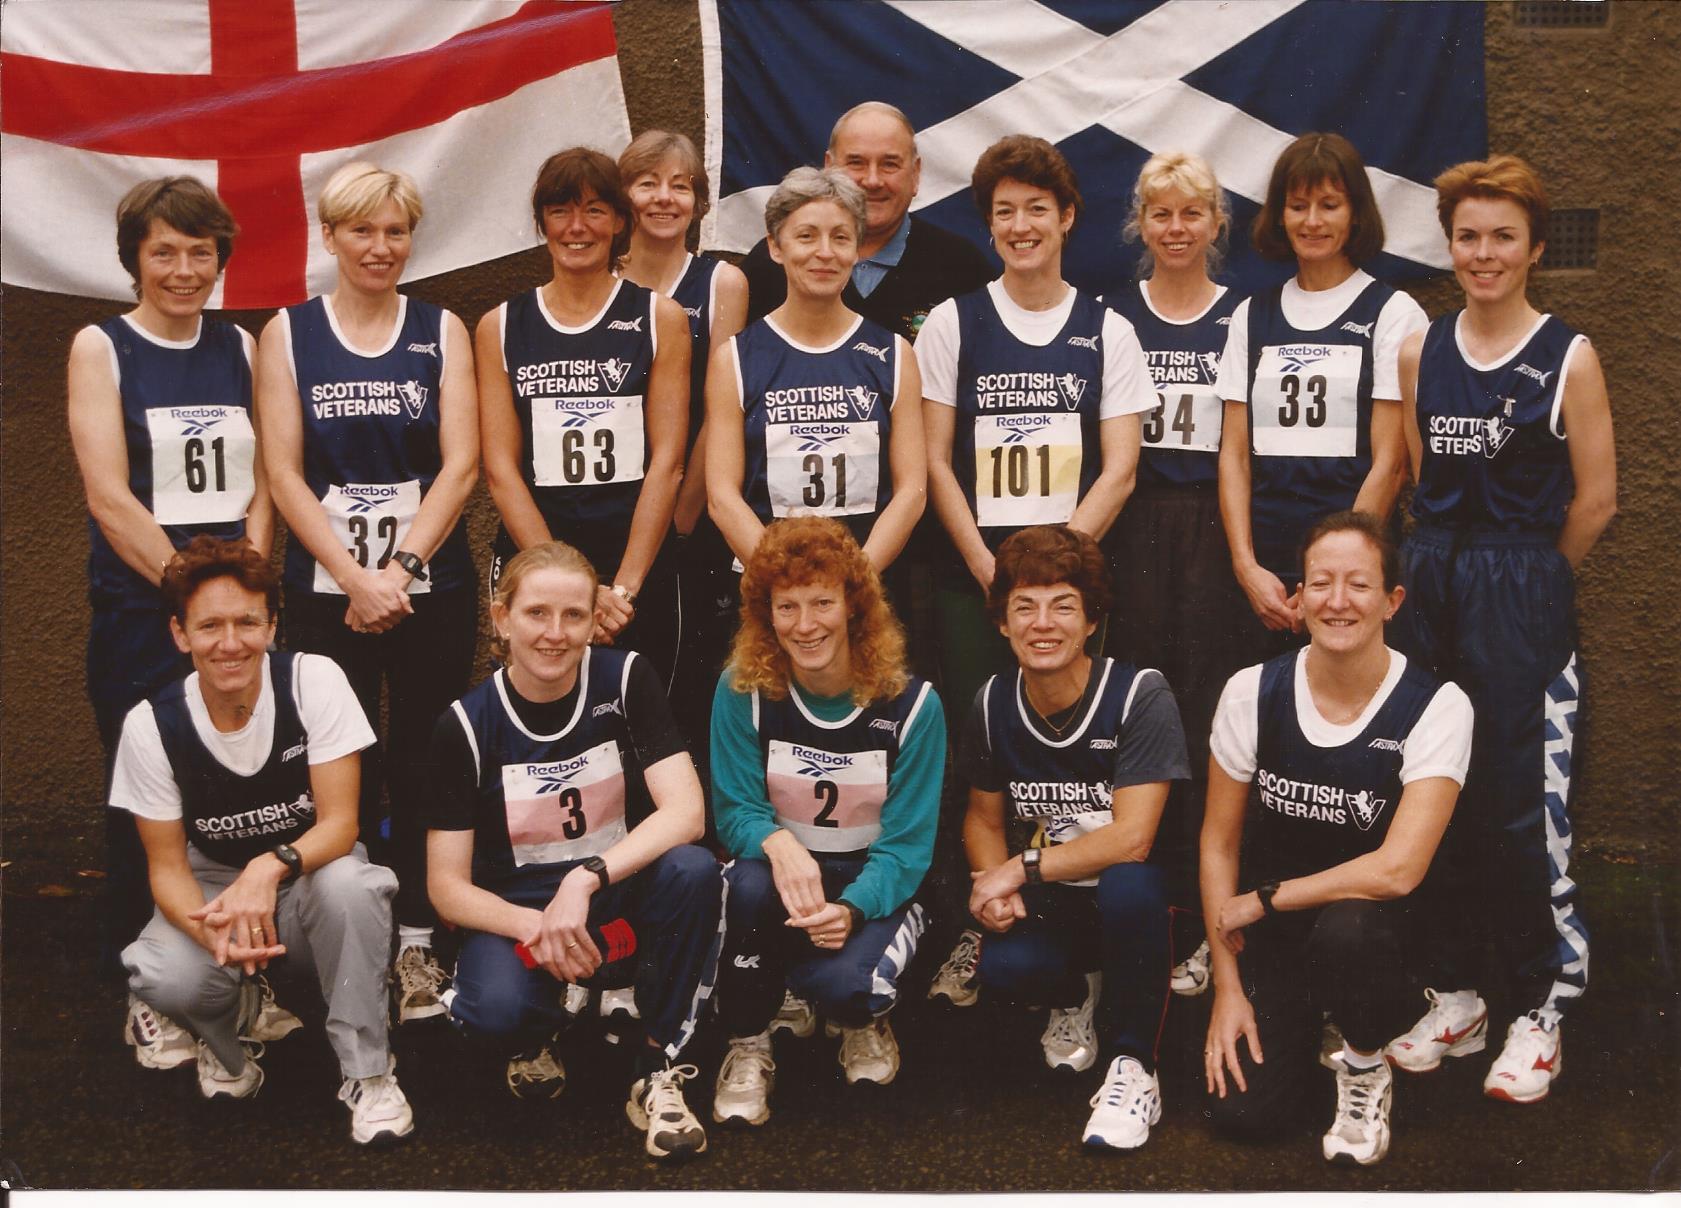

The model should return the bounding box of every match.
[1342,1045,1384,1071]
[398,926,433,951]
[1438,989,1480,1012]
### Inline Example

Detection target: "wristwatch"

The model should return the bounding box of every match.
[391,550,427,581]
[1256,880,1281,918]
[272,843,303,881]
[582,855,611,892]
[1021,847,1044,885]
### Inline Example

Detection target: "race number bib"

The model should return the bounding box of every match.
[973,412,1081,527]
[1141,388,1222,454]
[501,741,628,866]
[766,422,880,518]
[146,406,256,525]
[531,397,646,487]
[1250,344,1362,457]
[315,480,430,595]
[765,739,888,852]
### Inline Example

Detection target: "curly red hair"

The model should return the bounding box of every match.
[728,518,908,707]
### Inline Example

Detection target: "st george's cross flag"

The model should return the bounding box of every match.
[1,0,631,309]
[699,0,1487,296]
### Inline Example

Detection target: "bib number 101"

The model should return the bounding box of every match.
[988,444,1051,497]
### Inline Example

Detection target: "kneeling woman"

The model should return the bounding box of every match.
[1201,512,1471,1166]
[962,525,1188,1152]
[709,517,944,1124]
[424,542,722,1162]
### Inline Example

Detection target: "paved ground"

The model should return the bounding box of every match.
[2,833,1676,1193]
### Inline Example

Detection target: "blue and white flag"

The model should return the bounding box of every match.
[699,0,1486,295]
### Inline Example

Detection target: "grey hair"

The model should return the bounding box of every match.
[764,166,867,243]
[828,101,919,161]
[1121,149,1230,280]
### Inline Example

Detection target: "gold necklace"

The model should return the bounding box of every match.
[1305,649,1386,725]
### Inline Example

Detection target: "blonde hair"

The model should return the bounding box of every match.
[489,541,599,663]
[618,129,710,222]
[728,518,908,708]
[317,161,423,230]
[1122,150,1231,278]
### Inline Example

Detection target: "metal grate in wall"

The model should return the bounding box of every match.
[1513,1,1610,28]
[1539,209,1599,270]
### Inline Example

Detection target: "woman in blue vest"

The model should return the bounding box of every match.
[1105,150,1249,1000]
[918,134,1155,1008]
[709,517,944,1126]
[1384,156,1616,1104]
[706,167,926,576]
[1201,511,1471,1166]
[1215,133,1424,649]
[69,176,272,1035]
[616,130,749,783]
[424,540,722,1162]
[257,161,480,1024]
[478,146,691,690]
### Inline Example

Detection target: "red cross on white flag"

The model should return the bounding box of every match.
[2,0,630,309]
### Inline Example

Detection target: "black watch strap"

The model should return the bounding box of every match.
[272,843,303,881]
[1256,880,1281,918]
[582,855,611,892]
[391,550,427,581]
[1022,847,1044,885]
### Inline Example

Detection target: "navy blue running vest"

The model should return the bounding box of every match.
[1106,282,1242,490]
[1410,312,1581,534]
[152,652,314,868]
[980,658,1141,885]
[88,315,254,608]
[736,315,898,548]
[950,288,1107,553]
[1243,279,1392,576]
[669,254,721,458]
[754,679,932,856]
[1245,650,1439,884]
[499,280,660,555]
[448,648,647,889]
[282,295,471,594]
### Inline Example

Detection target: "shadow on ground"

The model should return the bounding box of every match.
[2,832,1676,1192]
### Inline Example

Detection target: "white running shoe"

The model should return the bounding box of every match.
[769,989,816,1039]
[196,1039,264,1100]
[563,982,591,1019]
[712,1031,775,1126]
[125,994,196,1070]
[1082,1056,1161,1151]
[338,1055,414,1146]
[838,1018,900,1085]
[505,1036,566,1100]
[626,1064,708,1160]
[1320,1018,1347,1072]
[1322,1061,1393,1166]
[239,975,304,1043]
[1387,988,1488,1073]
[1483,1013,1562,1104]
[928,929,982,1007]
[393,945,448,1023]
[1170,940,1212,997]
[600,985,640,1021]
[1041,971,1101,1073]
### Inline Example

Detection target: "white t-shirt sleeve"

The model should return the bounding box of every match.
[1399,681,1474,786]
[296,654,377,764]
[1099,311,1158,419]
[1372,291,1428,400]
[1214,298,1252,403]
[1208,663,1264,782]
[916,298,962,406]
[109,703,185,822]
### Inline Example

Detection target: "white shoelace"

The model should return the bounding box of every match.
[719,1039,774,1091]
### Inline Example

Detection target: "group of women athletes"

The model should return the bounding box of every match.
[73,112,1614,1168]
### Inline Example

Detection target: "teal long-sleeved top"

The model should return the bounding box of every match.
[709,669,946,921]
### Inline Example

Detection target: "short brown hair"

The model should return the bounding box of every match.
[971,135,1083,228]
[618,129,710,222]
[489,541,599,664]
[531,147,634,267]
[729,518,908,708]
[1298,510,1400,591]
[1250,132,1385,266]
[987,525,1112,626]
[163,536,277,623]
[1433,154,1549,246]
[115,177,238,290]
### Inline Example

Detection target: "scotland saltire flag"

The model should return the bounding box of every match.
[698,0,1486,296]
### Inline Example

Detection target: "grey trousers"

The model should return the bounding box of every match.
[123,843,396,1080]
